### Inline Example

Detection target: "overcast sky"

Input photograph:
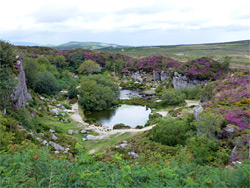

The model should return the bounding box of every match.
[0,0,249,46]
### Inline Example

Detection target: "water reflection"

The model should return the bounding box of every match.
[86,104,151,128]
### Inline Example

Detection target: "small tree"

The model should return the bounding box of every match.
[162,88,185,105]
[34,71,59,95]
[0,40,16,67]
[78,60,101,75]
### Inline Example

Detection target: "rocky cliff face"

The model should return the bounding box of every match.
[12,57,29,109]
[172,72,209,89]
[128,71,208,88]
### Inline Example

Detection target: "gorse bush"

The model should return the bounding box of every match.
[162,88,185,105]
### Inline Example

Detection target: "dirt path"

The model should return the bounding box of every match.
[70,102,155,140]
[70,102,85,124]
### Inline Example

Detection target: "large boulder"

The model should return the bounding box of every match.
[49,141,65,151]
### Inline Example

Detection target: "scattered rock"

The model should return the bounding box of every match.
[82,138,87,141]
[55,151,60,154]
[128,152,139,159]
[60,113,66,117]
[43,140,48,146]
[57,104,62,108]
[40,97,45,101]
[51,108,60,115]
[49,129,55,133]
[60,90,68,94]
[123,141,128,144]
[49,141,65,151]
[27,93,32,100]
[68,130,74,135]
[37,133,44,137]
[38,107,42,110]
[36,137,43,143]
[120,143,128,148]
[222,124,238,138]
[52,134,57,141]
[45,98,50,102]
[63,148,70,154]
[28,132,34,137]
[81,130,87,134]
[86,135,95,140]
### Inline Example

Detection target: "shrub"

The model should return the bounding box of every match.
[152,116,189,146]
[162,88,185,105]
[113,123,130,129]
[78,75,119,111]
[34,71,59,95]
[67,84,78,99]
[179,85,202,100]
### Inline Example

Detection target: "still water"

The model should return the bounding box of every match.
[86,104,151,128]
[119,89,141,99]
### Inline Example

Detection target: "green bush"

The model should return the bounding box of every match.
[78,75,119,111]
[179,85,201,100]
[162,88,185,105]
[67,84,78,99]
[113,123,130,129]
[152,116,189,146]
[34,71,59,95]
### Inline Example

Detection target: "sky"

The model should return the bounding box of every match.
[0,0,249,46]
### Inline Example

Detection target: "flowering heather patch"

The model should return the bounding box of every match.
[123,56,182,73]
[204,73,250,130]
[183,57,224,80]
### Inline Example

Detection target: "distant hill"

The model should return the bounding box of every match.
[11,42,41,46]
[50,41,128,50]
[98,40,250,68]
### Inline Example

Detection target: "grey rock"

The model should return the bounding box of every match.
[160,71,169,82]
[128,152,139,159]
[60,90,68,94]
[57,104,62,108]
[27,93,32,100]
[28,132,34,137]
[49,129,55,133]
[123,141,128,144]
[172,72,208,89]
[60,113,66,117]
[49,141,65,151]
[51,108,60,115]
[82,138,87,141]
[120,143,128,148]
[55,151,60,154]
[11,61,28,109]
[40,97,45,101]
[81,130,87,134]
[43,140,48,146]
[68,130,74,135]
[38,107,42,110]
[86,135,95,140]
[36,137,43,143]
[63,148,70,154]
[193,102,203,121]
[37,133,44,137]
[51,134,57,141]
[45,98,50,102]
[131,72,143,82]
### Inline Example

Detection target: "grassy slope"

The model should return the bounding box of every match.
[99,40,250,68]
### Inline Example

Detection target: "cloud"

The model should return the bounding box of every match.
[0,0,249,45]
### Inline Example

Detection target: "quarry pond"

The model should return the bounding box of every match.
[86,90,151,128]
